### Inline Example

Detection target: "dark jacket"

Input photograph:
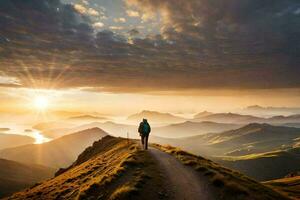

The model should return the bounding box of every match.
[138,121,151,136]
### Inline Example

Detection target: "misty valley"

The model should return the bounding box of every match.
[1,108,300,199]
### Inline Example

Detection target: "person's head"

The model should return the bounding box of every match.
[143,118,147,123]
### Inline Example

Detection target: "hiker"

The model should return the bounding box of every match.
[138,118,151,150]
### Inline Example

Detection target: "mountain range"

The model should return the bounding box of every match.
[151,123,300,181]
[127,110,186,124]
[153,121,242,138]
[6,136,288,200]
[193,112,264,124]
[245,105,300,116]
[193,112,300,125]
[39,121,137,139]
[0,128,107,168]
[0,134,35,150]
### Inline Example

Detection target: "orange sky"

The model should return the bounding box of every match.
[0,87,299,116]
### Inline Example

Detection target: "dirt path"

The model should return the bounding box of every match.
[149,148,216,200]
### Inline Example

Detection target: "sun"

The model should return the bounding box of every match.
[34,96,49,110]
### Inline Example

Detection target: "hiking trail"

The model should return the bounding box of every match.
[149,147,216,200]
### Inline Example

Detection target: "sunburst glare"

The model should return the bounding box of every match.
[34,96,50,110]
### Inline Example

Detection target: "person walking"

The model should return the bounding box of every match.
[138,118,151,150]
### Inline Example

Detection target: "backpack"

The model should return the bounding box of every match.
[143,122,150,134]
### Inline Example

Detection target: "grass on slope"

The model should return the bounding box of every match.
[153,144,291,200]
[0,159,55,198]
[216,147,300,181]
[264,176,300,200]
[6,136,166,200]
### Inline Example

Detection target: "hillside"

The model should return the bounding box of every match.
[127,110,186,124]
[151,124,300,181]
[264,176,300,200]
[0,159,55,198]
[6,136,290,200]
[283,123,300,128]
[0,134,35,150]
[74,121,137,138]
[42,121,138,139]
[218,147,300,181]
[152,123,300,157]
[193,113,264,124]
[206,123,300,156]
[153,121,241,138]
[268,115,300,124]
[0,128,107,168]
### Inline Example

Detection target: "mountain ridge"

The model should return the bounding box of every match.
[0,128,108,168]
[127,110,186,123]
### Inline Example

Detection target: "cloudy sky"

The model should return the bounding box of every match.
[0,0,299,114]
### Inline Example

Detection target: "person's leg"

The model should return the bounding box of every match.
[141,135,144,146]
[145,135,149,150]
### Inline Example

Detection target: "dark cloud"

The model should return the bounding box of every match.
[0,0,299,93]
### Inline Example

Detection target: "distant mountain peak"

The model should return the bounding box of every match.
[127,110,186,123]
[140,110,172,116]
[193,111,213,118]
[242,123,272,129]
[247,105,264,109]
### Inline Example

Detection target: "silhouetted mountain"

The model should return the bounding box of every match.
[0,128,107,168]
[127,110,186,123]
[153,121,242,138]
[193,112,264,124]
[0,134,35,150]
[0,158,55,198]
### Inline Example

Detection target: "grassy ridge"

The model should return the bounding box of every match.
[5,136,165,200]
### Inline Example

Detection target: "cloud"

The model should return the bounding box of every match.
[93,22,104,29]
[74,4,99,16]
[74,4,87,14]
[109,26,124,30]
[126,10,140,17]
[0,0,299,94]
[87,8,99,16]
[114,18,127,23]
